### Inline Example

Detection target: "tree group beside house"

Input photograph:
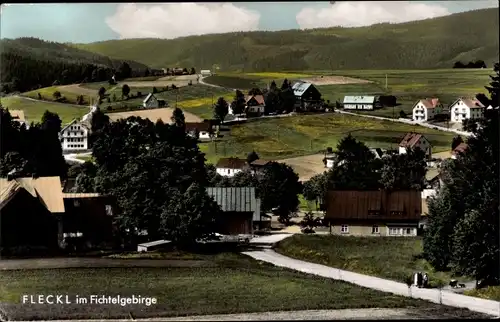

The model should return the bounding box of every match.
[423,62,499,288]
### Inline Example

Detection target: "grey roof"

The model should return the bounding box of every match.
[206,187,258,213]
[292,82,312,97]
[143,93,157,104]
[343,96,377,104]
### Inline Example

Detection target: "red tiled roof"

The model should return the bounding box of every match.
[216,157,248,169]
[461,98,485,109]
[399,133,424,148]
[419,98,441,109]
[250,159,272,166]
[452,142,468,155]
[246,95,265,105]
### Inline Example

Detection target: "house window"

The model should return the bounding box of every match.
[105,205,113,216]
[389,227,400,235]
[74,200,80,207]
[368,210,380,216]
[372,225,379,234]
[340,225,349,233]
[405,228,412,235]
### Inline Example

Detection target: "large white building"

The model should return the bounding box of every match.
[412,98,443,122]
[449,98,485,123]
[59,119,90,152]
[343,96,380,110]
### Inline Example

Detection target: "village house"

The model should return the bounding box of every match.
[324,190,422,236]
[59,119,90,152]
[245,95,266,115]
[206,187,260,235]
[0,176,116,252]
[451,142,468,159]
[343,96,381,110]
[200,70,212,76]
[292,82,323,111]
[249,159,272,174]
[215,157,249,177]
[398,132,432,160]
[143,93,166,109]
[185,122,212,140]
[412,98,443,122]
[449,97,485,123]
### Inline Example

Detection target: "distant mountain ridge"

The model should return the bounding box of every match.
[0,37,151,93]
[72,8,499,71]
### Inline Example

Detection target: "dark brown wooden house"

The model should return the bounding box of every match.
[324,190,422,236]
[0,177,64,250]
[206,187,260,235]
[292,82,323,111]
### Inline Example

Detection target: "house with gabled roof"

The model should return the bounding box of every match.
[143,93,167,109]
[206,187,262,235]
[292,82,322,111]
[343,96,381,110]
[245,95,265,115]
[216,157,249,177]
[185,122,212,140]
[449,97,485,123]
[398,132,432,159]
[324,190,422,236]
[0,175,116,252]
[59,119,90,152]
[451,142,468,159]
[9,110,28,127]
[412,98,444,122]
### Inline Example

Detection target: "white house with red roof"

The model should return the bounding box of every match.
[412,98,443,122]
[449,98,485,123]
[398,133,432,159]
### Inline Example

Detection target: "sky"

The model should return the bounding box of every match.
[0,1,498,43]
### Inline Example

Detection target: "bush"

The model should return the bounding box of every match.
[107,106,113,111]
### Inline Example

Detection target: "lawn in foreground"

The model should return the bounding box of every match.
[275,235,467,288]
[0,253,429,320]
[202,113,455,164]
[0,96,88,124]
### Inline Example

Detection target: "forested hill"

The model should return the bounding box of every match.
[74,8,499,71]
[0,37,151,93]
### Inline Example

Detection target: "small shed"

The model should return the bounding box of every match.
[137,239,171,252]
[200,70,212,76]
[343,96,380,110]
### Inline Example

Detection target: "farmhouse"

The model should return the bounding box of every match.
[249,159,272,174]
[449,97,485,123]
[143,93,167,109]
[185,122,212,140]
[59,119,90,152]
[343,96,381,110]
[412,98,443,122]
[216,157,249,177]
[451,142,468,159]
[200,70,212,76]
[0,176,115,251]
[245,95,265,115]
[292,82,322,111]
[206,187,260,235]
[324,190,421,237]
[398,132,432,159]
[9,110,28,127]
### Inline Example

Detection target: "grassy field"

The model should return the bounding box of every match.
[465,286,500,301]
[206,69,492,119]
[201,113,455,164]
[275,235,467,288]
[0,96,88,124]
[0,253,431,320]
[22,86,94,106]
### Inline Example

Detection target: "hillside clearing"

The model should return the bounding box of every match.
[202,113,455,164]
[106,107,202,123]
[0,96,88,124]
[301,75,372,86]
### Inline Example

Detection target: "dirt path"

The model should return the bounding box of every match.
[301,75,372,86]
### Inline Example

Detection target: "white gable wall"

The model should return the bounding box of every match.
[59,122,89,151]
[450,99,483,123]
[412,102,436,122]
[216,167,242,177]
